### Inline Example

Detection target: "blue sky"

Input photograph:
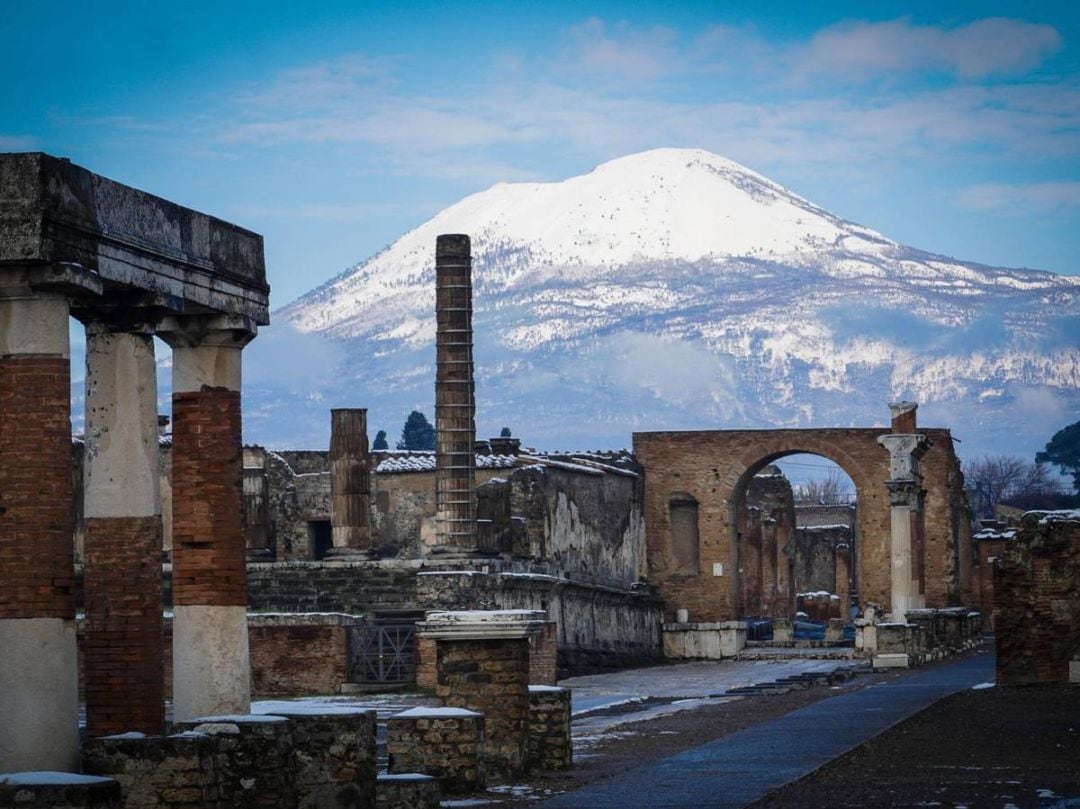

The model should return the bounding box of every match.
[2,1,1078,306]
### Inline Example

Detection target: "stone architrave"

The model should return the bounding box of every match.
[416,610,548,778]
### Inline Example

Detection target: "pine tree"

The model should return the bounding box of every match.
[500,427,512,437]
[397,410,435,451]
[1037,420,1080,494]
[372,430,389,451]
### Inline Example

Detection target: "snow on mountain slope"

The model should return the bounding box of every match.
[255,148,1080,456]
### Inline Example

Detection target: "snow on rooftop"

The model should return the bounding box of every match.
[529,685,567,693]
[187,714,288,724]
[375,453,518,474]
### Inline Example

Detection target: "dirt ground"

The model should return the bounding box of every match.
[750,684,1080,809]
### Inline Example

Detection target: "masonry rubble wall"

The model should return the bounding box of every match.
[386,708,484,793]
[527,687,572,771]
[995,511,1080,686]
[0,774,121,809]
[375,775,439,809]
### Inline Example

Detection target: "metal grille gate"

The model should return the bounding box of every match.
[346,623,417,686]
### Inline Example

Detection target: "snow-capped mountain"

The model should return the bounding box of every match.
[250,148,1080,458]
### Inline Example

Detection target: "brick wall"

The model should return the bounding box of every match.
[171,388,245,606]
[83,515,165,736]
[995,514,1080,686]
[633,427,967,622]
[0,356,74,620]
[248,618,351,696]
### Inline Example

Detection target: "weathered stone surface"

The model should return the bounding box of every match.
[0,773,120,808]
[995,512,1080,686]
[375,774,439,809]
[527,686,572,771]
[387,709,483,793]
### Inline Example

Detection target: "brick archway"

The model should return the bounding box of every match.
[634,427,967,623]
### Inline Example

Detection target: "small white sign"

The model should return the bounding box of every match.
[712,562,724,577]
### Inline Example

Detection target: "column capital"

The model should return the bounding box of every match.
[885,479,923,509]
[878,433,928,482]
[156,314,258,349]
[0,263,103,301]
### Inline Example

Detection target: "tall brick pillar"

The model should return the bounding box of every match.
[434,234,479,555]
[82,322,165,736]
[0,291,80,771]
[327,407,373,558]
[879,402,928,621]
[159,316,255,721]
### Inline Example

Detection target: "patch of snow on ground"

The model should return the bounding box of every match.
[971,682,996,690]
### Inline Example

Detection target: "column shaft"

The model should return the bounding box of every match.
[328,408,372,556]
[82,328,165,736]
[170,338,250,720]
[0,293,79,771]
[434,234,478,554]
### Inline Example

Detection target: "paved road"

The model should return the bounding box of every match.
[539,650,995,809]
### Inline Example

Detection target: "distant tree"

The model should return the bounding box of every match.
[966,454,1062,517]
[1036,420,1080,494]
[372,430,389,451]
[397,410,435,451]
[500,427,512,438]
[792,469,853,505]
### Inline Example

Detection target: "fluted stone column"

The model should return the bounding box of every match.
[327,408,373,558]
[0,291,79,771]
[433,234,479,555]
[82,323,165,737]
[159,317,254,721]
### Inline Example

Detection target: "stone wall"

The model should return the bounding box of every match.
[527,686,572,771]
[386,708,484,793]
[375,775,439,809]
[0,774,120,808]
[995,511,1080,686]
[737,471,795,618]
[248,614,356,696]
[634,427,969,622]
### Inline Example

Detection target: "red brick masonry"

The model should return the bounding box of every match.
[171,387,246,607]
[0,356,74,620]
[83,515,165,736]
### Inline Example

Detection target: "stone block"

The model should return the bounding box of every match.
[387,708,483,794]
[872,653,910,669]
[772,618,793,643]
[528,686,572,771]
[0,773,121,808]
[83,733,218,808]
[375,774,439,809]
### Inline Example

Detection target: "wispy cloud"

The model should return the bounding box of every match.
[956,181,1080,213]
[801,17,1062,80]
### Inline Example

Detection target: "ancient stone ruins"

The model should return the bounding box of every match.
[1,154,1077,807]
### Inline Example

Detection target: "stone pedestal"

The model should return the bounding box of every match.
[0,292,79,772]
[387,707,484,793]
[527,686,572,771]
[661,621,747,659]
[772,617,794,643]
[0,773,120,809]
[83,733,218,807]
[82,324,165,737]
[417,610,547,778]
[376,774,440,809]
[161,320,254,721]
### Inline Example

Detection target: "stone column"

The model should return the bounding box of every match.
[82,323,165,737]
[434,234,479,555]
[327,407,373,558]
[879,404,928,621]
[159,317,255,721]
[0,291,80,772]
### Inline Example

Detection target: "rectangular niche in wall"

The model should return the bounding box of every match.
[669,494,700,576]
[309,519,332,560]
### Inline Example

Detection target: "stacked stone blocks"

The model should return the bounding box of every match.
[386,708,484,793]
[527,687,572,771]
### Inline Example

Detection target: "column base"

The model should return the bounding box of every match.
[172,604,251,722]
[0,617,79,772]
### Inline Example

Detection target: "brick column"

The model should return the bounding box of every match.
[82,323,165,737]
[327,407,373,558]
[159,318,255,721]
[434,234,479,555]
[0,292,80,772]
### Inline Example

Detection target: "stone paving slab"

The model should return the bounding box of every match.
[538,651,995,808]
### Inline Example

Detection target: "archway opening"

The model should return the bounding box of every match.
[733,452,859,642]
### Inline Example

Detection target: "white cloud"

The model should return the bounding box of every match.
[956,181,1080,213]
[802,17,1062,79]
